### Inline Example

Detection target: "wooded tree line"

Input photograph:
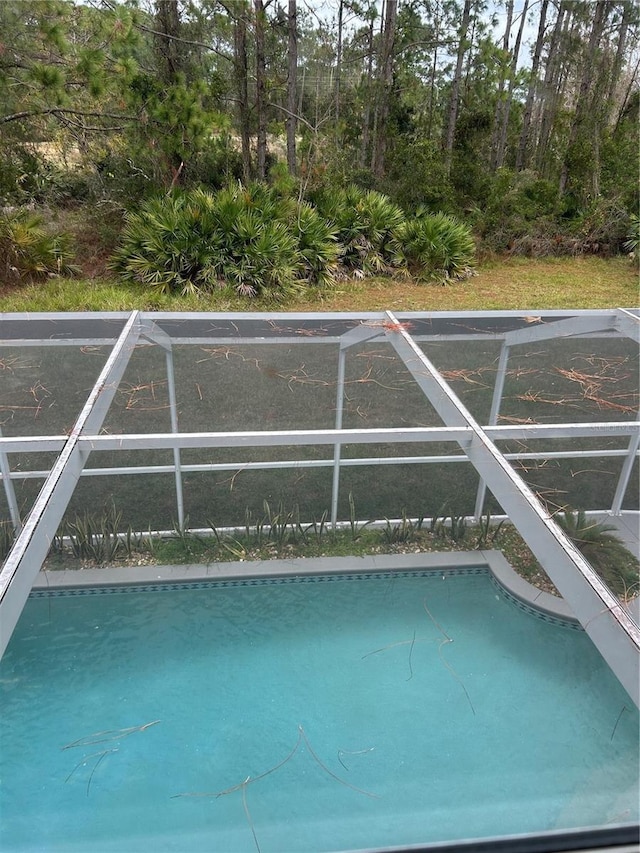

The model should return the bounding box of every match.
[1,0,638,253]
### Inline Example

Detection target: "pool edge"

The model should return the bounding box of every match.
[33,550,579,624]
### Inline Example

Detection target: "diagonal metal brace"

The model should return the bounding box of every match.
[383,311,640,706]
[0,311,143,658]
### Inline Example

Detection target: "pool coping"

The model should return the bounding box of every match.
[34,550,579,624]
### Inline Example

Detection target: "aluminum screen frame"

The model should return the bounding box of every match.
[0,308,638,705]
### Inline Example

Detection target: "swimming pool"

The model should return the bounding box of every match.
[1,566,638,852]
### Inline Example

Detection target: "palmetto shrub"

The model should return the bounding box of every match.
[112,182,476,294]
[110,185,337,297]
[310,185,406,277]
[291,202,338,286]
[556,509,639,598]
[0,209,78,281]
[624,213,639,266]
[397,212,476,282]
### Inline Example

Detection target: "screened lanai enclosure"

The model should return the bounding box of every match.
[0,309,638,852]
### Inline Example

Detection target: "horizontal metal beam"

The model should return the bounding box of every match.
[0,455,468,481]
[0,422,637,455]
[2,331,625,348]
[2,448,634,483]
[149,336,344,347]
[503,315,615,346]
[0,422,637,458]
[0,437,67,453]
[0,338,120,348]
[488,422,639,440]
[79,427,473,451]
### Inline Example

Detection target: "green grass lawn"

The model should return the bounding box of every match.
[0,256,637,313]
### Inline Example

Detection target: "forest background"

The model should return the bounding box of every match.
[0,0,638,302]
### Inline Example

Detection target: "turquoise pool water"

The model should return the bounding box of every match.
[1,570,638,852]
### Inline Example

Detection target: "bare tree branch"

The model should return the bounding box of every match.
[135,20,232,62]
[0,107,143,126]
[267,101,327,133]
[102,0,233,62]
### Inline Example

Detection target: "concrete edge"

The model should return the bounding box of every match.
[34,550,579,624]
[478,549,577,623]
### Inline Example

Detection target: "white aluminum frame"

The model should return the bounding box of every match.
[0,309,638,704]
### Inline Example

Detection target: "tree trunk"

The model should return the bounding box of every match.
[559,0,610,195]
[286,0,297,175]
[614,55,640,134]
[443,0,472,174]
[335,0,343,128]
[606,1,634,122]
[535,1,571,174]
[489,0,514,171]
[371,0,397,179]
[462,1,479,92]
[494,0,529,171]
[359,12,375,169]
[515,0,549,171]
[154,0,184,182]
[369,2,386,173]
[234,8,252,182]
[589,0,632,196]
[155,0,182,83]
[426,1,441,143]
[254,0,267,181]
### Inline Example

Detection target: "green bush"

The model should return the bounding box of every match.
[624,213,640,266]
[570,199,632,256]
[112,181,476,295]
[473,169,563,253]
[93,151,159,207]
[0,148,47,205]
[556,509,639,598]
[291,201,339,287]
[310,183,475,282]
[0,209,78,281]
[189,137,245,189]
[310,185,406,277]
[382,139,456,214]
[110,184,338,297]
[398,212,476,282]
[474,170,635,258]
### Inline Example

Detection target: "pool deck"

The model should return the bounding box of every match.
[595,512,640,624]
[34,549,579,625]
[595,511,640,558]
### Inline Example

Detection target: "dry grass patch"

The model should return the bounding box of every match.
[293,257,638,312]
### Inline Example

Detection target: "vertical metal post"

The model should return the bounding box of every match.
[0,427,21,532]
[165,348,185,530]
[611,429,640,515]
[474,343,510,519]
[331,346,347,529]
